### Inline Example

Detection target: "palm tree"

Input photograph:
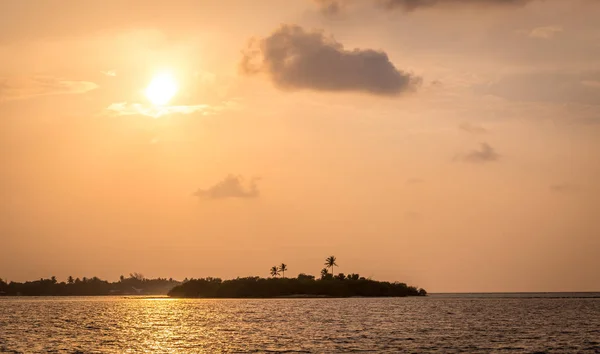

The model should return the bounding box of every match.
[270,266,280,278]
[325,256,337,275]
[67,276,74,284]
[320,268,329,279]
[279,263,288,278]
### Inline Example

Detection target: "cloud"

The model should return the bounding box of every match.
[550,183,580,193]
[106,97,240,118]
[106,102,213,118]
[314,0,534,15]
[477,71,600,106]
[240,24,420,96]
[459,122,488,134]
[193,175,260,200]
[101,70,117,77]
[528,26,563,39]
[462,143,500,163]
[377,0,533,11]
[314,0,345,15]
[0,76,98,101]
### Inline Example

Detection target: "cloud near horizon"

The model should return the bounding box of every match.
[240,24,420,96]
[193,175,260,200]
[0,76,98,102]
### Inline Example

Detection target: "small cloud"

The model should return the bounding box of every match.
[106,102,213,118]
[528,26,563,39]
[0,76,98,101]
[101,70,117,77]
[240,24,420,96]
[462,143,500,163]
[550,183,580,193]
[406,178,424,185]
[193,175,260,200]
[314,0,345,15]
[459,122,488,134]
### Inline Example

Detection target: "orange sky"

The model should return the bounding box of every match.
[1,0,599,292]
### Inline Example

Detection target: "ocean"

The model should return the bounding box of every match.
[1,293,598,353]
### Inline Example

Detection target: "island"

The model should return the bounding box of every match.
[170,256,426,298]
[0,256,427,298]
[168,275,426,298]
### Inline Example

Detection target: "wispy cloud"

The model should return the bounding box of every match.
[101,70,117,77]
[193,175,260,200]
[314,0,535,15]
[0,76,98,102]
[241,24,420,96]
[461,143,500,163]
[106,98,240,118]
[550,183,580,193]
[459,122,488,134]
[528,26,563,39]
[107,102,212,118]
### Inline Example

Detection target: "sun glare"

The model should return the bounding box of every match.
[145,73,178,106]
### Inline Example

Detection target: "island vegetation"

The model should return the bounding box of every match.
[168,256,427,298]
[0,256,427,298]
[0,273,179,296]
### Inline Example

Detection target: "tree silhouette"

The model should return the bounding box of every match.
[270,266,279,278]
[50,276,57,284]
[278,263,288,278]
[119,275,125,282]
[320,268,329,279]
[130,273,144,281]
[67,276,74,284]
[325,256,338,275]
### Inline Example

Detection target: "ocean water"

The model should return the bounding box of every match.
[0,294,599,353]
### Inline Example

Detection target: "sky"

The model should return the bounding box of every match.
[1,0,599,292]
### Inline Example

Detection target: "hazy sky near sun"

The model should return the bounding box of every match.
[1,0,599,292]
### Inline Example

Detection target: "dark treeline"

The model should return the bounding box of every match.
[1,256,427,298]
[168,275,427,298]
[0,273,180,296]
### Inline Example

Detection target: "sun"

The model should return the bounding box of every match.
[145,72,178,106]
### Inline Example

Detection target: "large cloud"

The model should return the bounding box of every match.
[240,25,420,96]
[193,175,259,200]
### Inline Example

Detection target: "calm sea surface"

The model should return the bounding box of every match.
[1,293,599,353]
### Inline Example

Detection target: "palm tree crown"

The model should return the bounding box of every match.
[270,266,280,278]
[325,256,338,275]
[279,263,288,278]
